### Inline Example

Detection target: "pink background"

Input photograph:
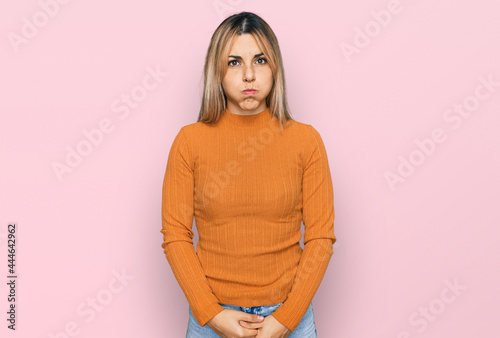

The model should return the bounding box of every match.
[1,0,499,337]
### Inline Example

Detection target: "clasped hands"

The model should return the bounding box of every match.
[207,308,292,338]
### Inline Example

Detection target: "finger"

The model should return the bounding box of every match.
[240,319,265,329]
[243,314,265,323]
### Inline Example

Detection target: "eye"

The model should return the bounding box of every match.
[228,58,268,67]
[256,57,267,64]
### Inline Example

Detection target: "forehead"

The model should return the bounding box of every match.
[228,34,261,54]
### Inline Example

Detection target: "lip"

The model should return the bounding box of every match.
[242,89,258,95]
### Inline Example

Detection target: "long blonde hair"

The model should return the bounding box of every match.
[197,11,293,130]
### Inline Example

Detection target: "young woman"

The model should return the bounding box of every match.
[161,11,336,338]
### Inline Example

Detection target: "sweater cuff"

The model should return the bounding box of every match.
[193,302,226,328]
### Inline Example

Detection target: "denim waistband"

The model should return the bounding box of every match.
[218,302,284,316]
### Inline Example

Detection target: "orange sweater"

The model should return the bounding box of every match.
[160,107,336,331]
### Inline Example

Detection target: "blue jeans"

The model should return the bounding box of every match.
[186,302,317,337]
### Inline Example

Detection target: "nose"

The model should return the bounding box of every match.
[243,64,255,82]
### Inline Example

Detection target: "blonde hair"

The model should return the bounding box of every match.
[197,11,293,130]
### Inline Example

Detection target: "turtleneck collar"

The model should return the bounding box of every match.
[220,107,272,129]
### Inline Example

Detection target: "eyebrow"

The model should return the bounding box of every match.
[228,53,264,59]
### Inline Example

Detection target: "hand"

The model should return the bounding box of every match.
[241,314,292,338]
[207,308,265,338]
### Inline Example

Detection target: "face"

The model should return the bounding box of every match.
[221,34,273,115]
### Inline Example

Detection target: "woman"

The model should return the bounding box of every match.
[161,11,336,338]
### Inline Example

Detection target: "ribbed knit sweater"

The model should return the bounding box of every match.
[160,107,336,332]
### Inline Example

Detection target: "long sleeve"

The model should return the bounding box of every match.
[271,124,336,331]
[160,126,225,327]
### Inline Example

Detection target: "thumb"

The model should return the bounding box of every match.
[243,313,265,323]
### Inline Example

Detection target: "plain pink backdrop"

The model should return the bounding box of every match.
[1,0,499,337]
